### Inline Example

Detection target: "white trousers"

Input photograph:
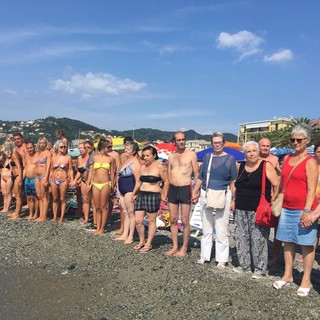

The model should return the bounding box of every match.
[199,188,230,263]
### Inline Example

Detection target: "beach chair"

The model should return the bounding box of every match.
[190,201,203,237]
[65,186,78,215]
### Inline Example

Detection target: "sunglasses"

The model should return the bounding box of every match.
[59,146,67,149]
[290,138,306,144]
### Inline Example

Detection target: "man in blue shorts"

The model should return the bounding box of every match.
[24,142,39,219]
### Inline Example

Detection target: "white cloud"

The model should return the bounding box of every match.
[159,45,193,56]
[263,49,294,63]
[217,30,264,59]
[4,88,18,95]
[52,72,147,97]
[144,109,215,120]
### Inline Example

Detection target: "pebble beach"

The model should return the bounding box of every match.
[1,209,320,320]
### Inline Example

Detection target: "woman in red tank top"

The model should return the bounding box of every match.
[273,124,318,296]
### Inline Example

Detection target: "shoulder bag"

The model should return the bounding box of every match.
[272,155,308,217]
[255,161,277,228]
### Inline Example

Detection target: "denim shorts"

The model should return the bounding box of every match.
[276,208,317,246]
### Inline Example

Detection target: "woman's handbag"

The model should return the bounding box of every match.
[271,155,308,217]
[255,161,277,228]
[205,154,227,209]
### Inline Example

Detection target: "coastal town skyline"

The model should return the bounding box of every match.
[1,1,319,134]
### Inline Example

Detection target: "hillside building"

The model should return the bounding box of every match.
[237,116,292,144]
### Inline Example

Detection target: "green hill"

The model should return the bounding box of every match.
[0,116,237,144]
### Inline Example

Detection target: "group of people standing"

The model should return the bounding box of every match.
[1,125,320,297]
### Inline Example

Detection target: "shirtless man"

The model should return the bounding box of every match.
[258,138,282,265]
[13,132,28,164]
[165,131,199,257]
[258,138,281,174]
[106,136,121,227]
[24,142,39,220]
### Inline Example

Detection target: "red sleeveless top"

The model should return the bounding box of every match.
[282,156,318,210]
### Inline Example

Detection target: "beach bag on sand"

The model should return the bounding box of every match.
[205,154,226,210]
[255,162,277,228]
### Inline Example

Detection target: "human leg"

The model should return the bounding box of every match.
[234,209,251,270]
[280,242,295,282]
[124,192,135,244]
[1,177,13,212]
[135,210,146,247]
[300,245,315,289]
[96,185,110,234]
[165,203,179,255]
[199,199,214,262]
[214,206,230,264]
[251,222,270,275]
[50,182,60,220]
[174,203,191,257]
[114,194,129,240]
[8,177,22,219]
[58,182,69,223]
[80,181,90,224]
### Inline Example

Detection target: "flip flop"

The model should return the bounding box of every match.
[296,286,312,297]
[139,245,152,253]
[133,243,145,251]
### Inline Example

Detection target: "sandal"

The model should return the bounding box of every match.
[273,280,292,289]
[133,243,145,251]
[139,245,152,253]
[296,286,312,297]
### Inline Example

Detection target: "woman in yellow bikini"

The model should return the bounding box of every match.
[49,141,74,222]
[35,137,52,222]
[88,138,115,235]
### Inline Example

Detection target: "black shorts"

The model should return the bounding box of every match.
[134,191,161,213]
[168,184,191,205]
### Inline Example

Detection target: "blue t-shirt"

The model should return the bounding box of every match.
[199,153,237,191]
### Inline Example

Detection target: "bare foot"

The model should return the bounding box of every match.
[165,248,178,256]
[113,237,127,241]
[36,218,47,222]
[58,219,64,224]
[173,250,187,257]
[80,220,89,225]
[26,216,34,220]
[8,214,20,220]
[111,229,124,235]
[95,230,105,235]
[124,238,134,245]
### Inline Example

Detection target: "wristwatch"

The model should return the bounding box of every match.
[303,208,311,213]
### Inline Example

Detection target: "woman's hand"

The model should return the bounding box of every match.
[300,211,316,228]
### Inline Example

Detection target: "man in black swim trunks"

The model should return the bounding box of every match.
[165,131,199,257]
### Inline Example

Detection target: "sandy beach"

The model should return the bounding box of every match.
[1,209,320,320]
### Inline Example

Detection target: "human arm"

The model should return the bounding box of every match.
[266,161,279,202]
[299,158,318,226]
[159,163,169,202]
[131,159,141,202]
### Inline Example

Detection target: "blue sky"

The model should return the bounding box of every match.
[0,0,319,135]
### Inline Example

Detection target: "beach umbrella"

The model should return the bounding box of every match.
[224,141,242,151]
[155,143,177,159]
[196,147,245,162]
[270,147,295,157]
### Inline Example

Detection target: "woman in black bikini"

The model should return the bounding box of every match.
[73,142,90,224]
[0,144,16,213]
[132,146,169,252]
[49,141,74,222]
[1,142,23,219]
